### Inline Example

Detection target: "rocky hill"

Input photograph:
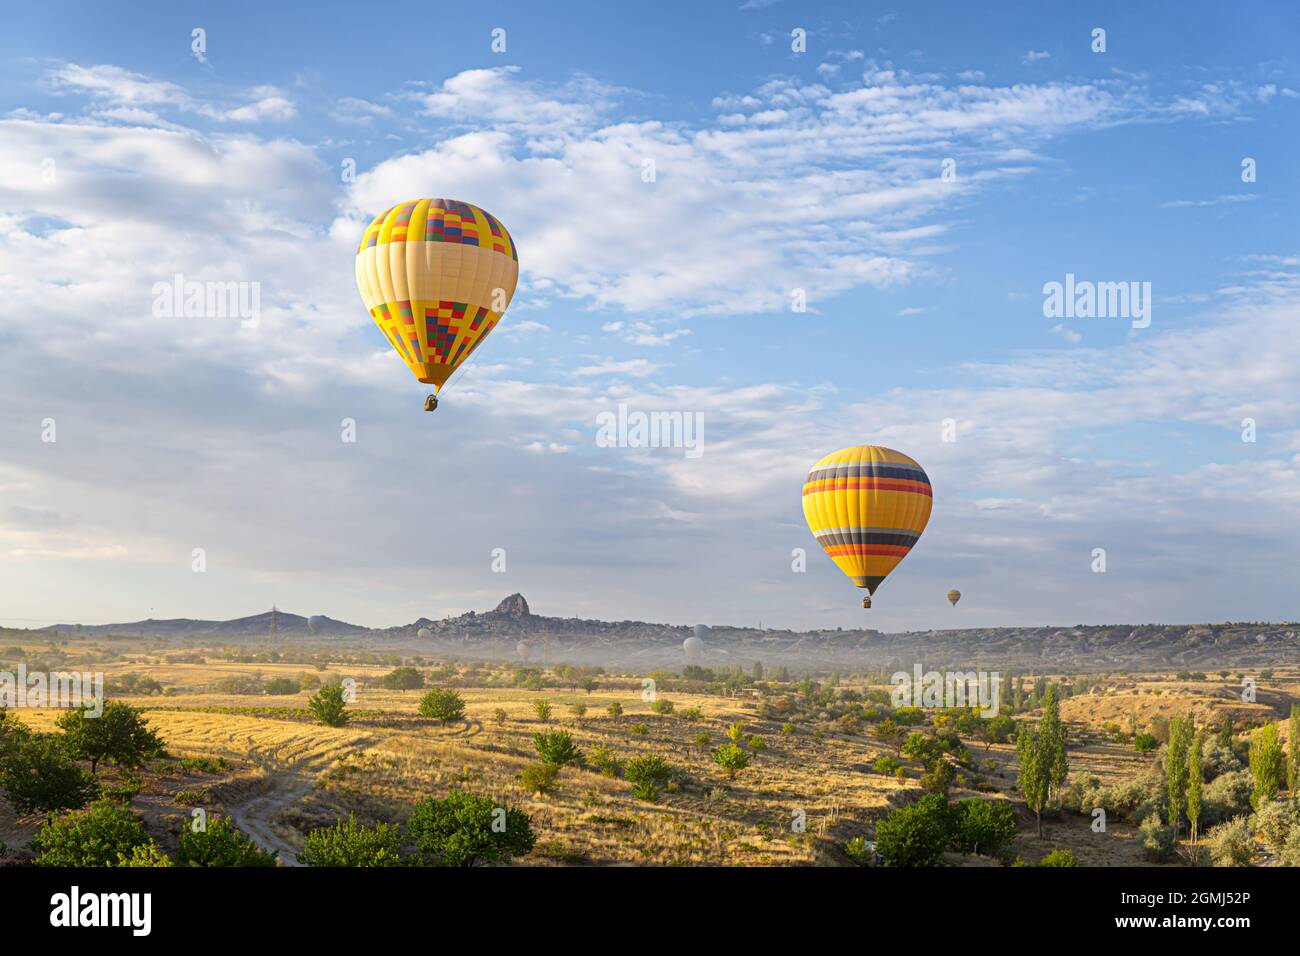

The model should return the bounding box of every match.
[38,594,1300,672]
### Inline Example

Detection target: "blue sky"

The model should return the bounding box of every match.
[1,0,1298,632]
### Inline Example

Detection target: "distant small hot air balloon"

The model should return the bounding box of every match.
[802,445,933,609]
[417,627,432,640]
[355,199,519,412]
[307,615,326,634]
[947,589,962,607]
[683,635,704,663]
[516,641,533,661]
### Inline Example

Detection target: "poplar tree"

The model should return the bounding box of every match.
[1166,714,1190,840]
[1187,732,1203,844]
[1288,705,1299,794]
[1016,723,1050,838]
[1039,685,1068,801]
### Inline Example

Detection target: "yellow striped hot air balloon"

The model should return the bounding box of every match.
[802,446,933,608]
[355,198,519,411]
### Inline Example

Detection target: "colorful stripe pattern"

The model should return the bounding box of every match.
[355,198,519,389]
[802,446,933,594]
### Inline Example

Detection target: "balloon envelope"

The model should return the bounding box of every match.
[516,641,533,661]
[417,627,432,640]
[947,589,961,606]
[683,636,704,662]
[307,615,325,634]
[355,199,518,393]
[802,445,933,600]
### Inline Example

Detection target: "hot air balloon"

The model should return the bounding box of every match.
[307,615,325,634]
[355,199,519,411]
[802,445,933,608]
[417,627,432,640]
[516,641,533,661]
[947,589,961,607]
[683,635,704,663]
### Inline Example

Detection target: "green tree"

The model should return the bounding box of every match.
[1039,685,1068,801]
[714,743,750,780]
[419,688,466,724]
[1217,717,1234,752]
[264,677,300,695]
[308,683,349,727]
[606,701,623,720]
[1166,714,1191,840]
[1187,731,1203,844]
[298,816,405,867]
[874,794,951,867]
[177,815,278,866]
[406,790,535,867]
[980,715,1016,750]
[533,730,582,767]
[1288,705,1299,795]
[532,699,552,721]
[1248,723,1286,809]
[31,799,154,866]
[578,677,599,694]
[57,701,165,775]
[951,798,1017,857]
[379,667,425,690]
[1016,723,1050,837]
[0,735,97,815]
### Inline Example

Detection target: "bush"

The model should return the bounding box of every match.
[1203,770,1253,824]
[1207,816,1255,867]
[176,815,277,866]
[873,756,902,774]
[631,780,661,802]
[520,762,559,795]
[714,744,750,780]
[951,799,1017,857]
[298,816,405,867]
[625,754,672,787]
[1280,829,1300,867]
[534,730,582,767]
[419,688,465,724]
[650,699,675,716]
[1200,738,1243,781]
[308,683,349,727]
[0,734,97,815]
[213,675,265,695]
[1040,849,1078,867]
[680,706,703,721]
[920,759,954,795]
[117,843,174,867]
[406,790,535,866]
[588,746,622,778]
[1253,799,1299,855]
[379,667,425,690]
[874,794,951,867]
[605,702,623,719]
[31,800,153,866]
[532,700,552,721]
[844,836,872,865]
[264,677,300,695]
[1139,813,1176,862]
[748,735,767,751]
[1134,733,1159,754]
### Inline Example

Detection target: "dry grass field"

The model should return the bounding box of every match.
[2,635,1297,867]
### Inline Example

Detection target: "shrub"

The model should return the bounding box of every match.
[1253,799,1299,855]
[920,760,954,795]
[308,683,349,727]
[406,790,535,866]
[1201,738,1243,780]
[298,815,405,867]
[1134,733,1159,754]
[588,746,622,778]
[31,800,152,866]
[650,699,675,716]
[57,701,165,775]
[1139,813,1176,862]
[631,780,661,802]
[606,702,623,720]
[680,706,703,721]
[625,754,673,787]
[297,672,322,691]
[0,734,97,815]
[1280,829,1300,867]
[694,731,711,748]
[726,723,745,744]
[714,744,750,780]
[951,799,1017,857]
[520,762,559,795]
[874,794,951,867]
[117,843,174,867]
[748,735,767,751]
[532,700,552,721]
[379,667,424,690]
[419,688,466,724]
[1207,816,1255,867]
[1040,849,1078,867]
[570,703,587,720]
[264,677,300,695]
[1203,770,1254,824]
[177,815,277,866]
[213,675,265,695]
[844,836,872,865]
[873,756,902,774]
[533,730,583,767]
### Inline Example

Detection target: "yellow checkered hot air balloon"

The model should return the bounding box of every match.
[355,198,519,411]
[802,446,933,608]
